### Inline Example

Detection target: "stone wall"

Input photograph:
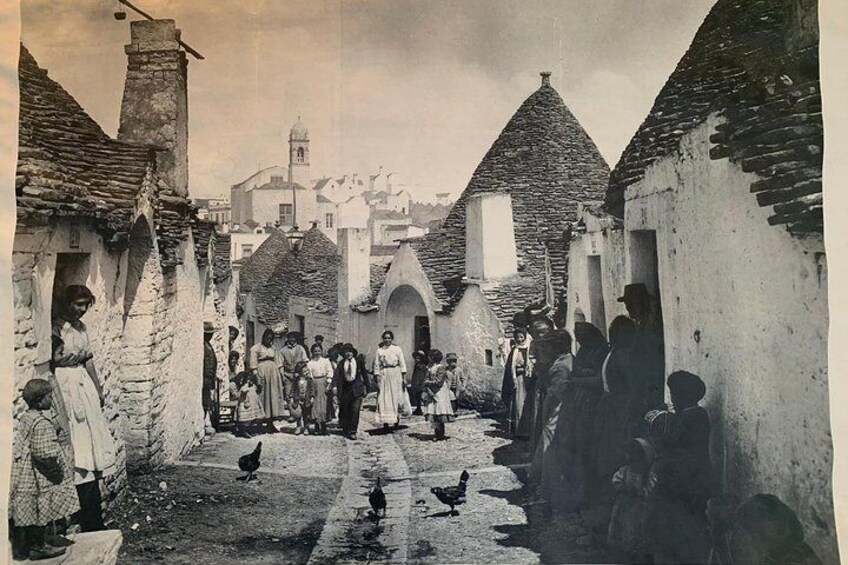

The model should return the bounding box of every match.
[13,217,206,487]
[569,117,834,562]
[289,295,338,345]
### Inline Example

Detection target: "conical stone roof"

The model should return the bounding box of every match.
[239,228,292,294]
[409,74,610,321]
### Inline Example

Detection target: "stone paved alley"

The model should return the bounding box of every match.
[112,396,610,564]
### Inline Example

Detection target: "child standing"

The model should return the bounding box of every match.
[608,438,654,562]
[230,369,265,438]
[421,350,454,441]
[444,353,465,413]
[10,379,80,561]
[290,361,315,435]
[307,344,333,435]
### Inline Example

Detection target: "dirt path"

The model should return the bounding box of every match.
[112,402,610,564]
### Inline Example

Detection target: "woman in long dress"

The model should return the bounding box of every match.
[307,344,333,435]
[372,330,408,430]
[249,329,285,433]
[51,285,117,532]
[502,327,534,438]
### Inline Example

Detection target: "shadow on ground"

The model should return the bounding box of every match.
[482,417,616,564]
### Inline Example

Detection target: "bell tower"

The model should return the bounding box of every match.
[288,117,310,187]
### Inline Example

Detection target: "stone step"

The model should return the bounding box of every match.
[14,530,122,565]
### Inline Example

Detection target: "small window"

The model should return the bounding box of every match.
[296,147,305,162]
[485,349,493,366]
[325,213,334,228]
[279,204,294,226]
[242,244,253,258]
[270,175,286,184]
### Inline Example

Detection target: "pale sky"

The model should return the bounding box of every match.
[20,0,716,201]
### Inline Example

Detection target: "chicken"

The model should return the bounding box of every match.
[237,441,262,481]
[430,470,469,515]
[369,477,387,520]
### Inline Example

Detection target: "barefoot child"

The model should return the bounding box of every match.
[10,379,80,561]
[421,350,454,441]
[290,361,315,435]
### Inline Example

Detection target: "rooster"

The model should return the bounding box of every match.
[430,470,469,516]
[369,477,387,520]
[237,441,262,481]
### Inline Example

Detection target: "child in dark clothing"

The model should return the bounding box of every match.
[668,370,713,494]
[10,379,80,561]
[608,438,654,562]
[290,361,315,435]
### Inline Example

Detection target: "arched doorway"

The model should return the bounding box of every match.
[385,285,430,370]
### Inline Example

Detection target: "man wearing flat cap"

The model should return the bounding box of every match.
[618,283,666,416]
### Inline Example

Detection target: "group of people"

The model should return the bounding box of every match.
[10,285,117,560]
[220,330,369,440]
[501,284,822,565]
[218,328,467,443]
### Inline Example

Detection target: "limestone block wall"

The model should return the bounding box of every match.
[573,117,834,561]
[153,235,205,462]
[436,286,504,410]
[289,295,338,345]
[12,222,131,499]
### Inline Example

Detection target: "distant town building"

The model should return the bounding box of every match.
[195,198,231,226]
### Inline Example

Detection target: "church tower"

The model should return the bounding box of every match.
[288,117,310,187]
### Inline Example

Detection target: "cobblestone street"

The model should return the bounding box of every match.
[113,396,610,564]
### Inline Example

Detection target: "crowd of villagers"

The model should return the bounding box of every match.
[213,327,464,443]
[503,284,824,565]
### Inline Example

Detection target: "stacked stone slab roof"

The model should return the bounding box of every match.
[211,231,232,284]
[17,44,204,267]
[407,78,609,331]
[253,227,340,327]
[605,0,822,237]
[238,228,291,294]
[190,218,217,269]
[16,45,153,245]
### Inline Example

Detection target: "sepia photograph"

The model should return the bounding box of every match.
[0,0,844,563]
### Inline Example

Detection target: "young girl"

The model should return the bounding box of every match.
[608,438,654,562]
[421,349,454,441]
[11,379,80,561]
[230,368,265,438]
[290,361,315,435]
[307,344,333,435]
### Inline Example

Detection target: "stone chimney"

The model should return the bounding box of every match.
[540,71,552,87]
[338,228,372,334]
[465,192,518,280]
[119,20,189,197]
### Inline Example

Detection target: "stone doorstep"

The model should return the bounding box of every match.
[14,530,122,565]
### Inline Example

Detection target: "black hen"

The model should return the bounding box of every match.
[369,477,387,520]
[431,470,469,515]
[237,441,262,481]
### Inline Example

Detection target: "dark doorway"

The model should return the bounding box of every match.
[587,255,607,336]
[628,229,666,376]
[52,253,92,319]
[414,315,431,353]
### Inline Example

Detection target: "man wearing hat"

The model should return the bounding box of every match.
[202,322,219,432]
[618,283,666,415]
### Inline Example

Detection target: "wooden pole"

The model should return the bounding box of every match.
[117,0,205,60]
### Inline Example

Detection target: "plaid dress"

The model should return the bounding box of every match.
[10,410,80,526]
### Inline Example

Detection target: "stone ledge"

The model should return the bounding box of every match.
[14,530,122,565]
